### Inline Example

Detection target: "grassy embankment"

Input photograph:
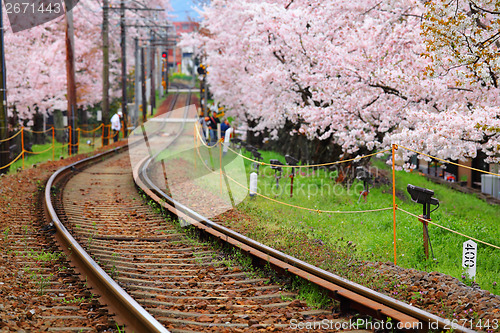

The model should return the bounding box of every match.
[231,149,499,296]
[7,93,169,173]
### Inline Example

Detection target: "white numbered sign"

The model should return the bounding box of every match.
[462,240,477,279]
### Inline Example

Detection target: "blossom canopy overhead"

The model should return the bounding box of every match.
[183,0,500,163]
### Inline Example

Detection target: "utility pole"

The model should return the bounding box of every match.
[134,38,140,127]
[141,46,147,123]
[199,72,204,116]
[165,43,169,94]
[0,2,9,173]
[150,33,156,113]
[65,0,78,155]
[102,0,110,146]
[108,4,166,128]
[120,0,128,138]
[204,75,208,116]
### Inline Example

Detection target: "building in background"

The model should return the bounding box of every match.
[168,21,199,76]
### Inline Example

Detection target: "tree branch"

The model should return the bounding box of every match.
[447,86,474,92]
[470,1,500,15]
[362,1,382,16]
[369,83,408,100]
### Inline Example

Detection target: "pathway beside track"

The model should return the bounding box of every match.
[0,158,121,332]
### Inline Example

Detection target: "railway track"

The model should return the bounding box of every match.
[42,91,476,332]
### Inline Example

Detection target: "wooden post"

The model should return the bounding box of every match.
[150,33,156,113]
[65,0,78,155]
[102,0,110,146]
[391,144,397,265]
[120,0,128,137]
[141,47,147,123]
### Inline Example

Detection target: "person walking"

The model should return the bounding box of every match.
[110,111,122,143]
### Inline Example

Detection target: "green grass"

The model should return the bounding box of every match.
[7,93,172,174]
[237,150,500,295]
[170,72,193,81]
[8,137,103,173]
[151,92,168,118]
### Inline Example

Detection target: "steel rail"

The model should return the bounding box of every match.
[42,88,190,332]
[44,147,170,333]
[137,134,476,332]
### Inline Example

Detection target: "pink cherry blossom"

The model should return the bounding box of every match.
[182,0,500,163]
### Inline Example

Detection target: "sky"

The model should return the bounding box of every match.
[169,0,201,21]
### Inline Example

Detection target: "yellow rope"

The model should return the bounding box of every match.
[192,129,393,214]
[0,152,23,170]
[397,207,500,250]
[227,145,391,168]
[0,130,22,143]
[24,128,53,134]
[24,146,54,155]
[225,172,393,214]
[79,124,103,134]
[397,144,500,177]
[194,124,221,150]
[194,137,499,249]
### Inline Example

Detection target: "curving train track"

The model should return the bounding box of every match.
[42,90,476,332]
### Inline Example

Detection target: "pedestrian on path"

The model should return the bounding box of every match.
[110,111,122,143]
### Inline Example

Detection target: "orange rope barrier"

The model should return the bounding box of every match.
[24,146,54,155]
[24,128,53,134]
[397,207,500,250]
[397,144,500,177]
[0,152,23,170]
[78,124,103,134]
[0,130,22,143]
[194,140,393,214]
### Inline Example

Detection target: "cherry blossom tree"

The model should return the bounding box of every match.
[397,0,500,163]
[183,0,500,164]
[3,0,171,121]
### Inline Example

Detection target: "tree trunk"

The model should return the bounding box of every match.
[247,119,369,184]
[32,111,45,144]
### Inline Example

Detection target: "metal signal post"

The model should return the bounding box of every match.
[198,65,207,117]
[407,184,439,260]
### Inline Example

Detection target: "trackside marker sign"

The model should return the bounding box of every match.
[462,240,477,279]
